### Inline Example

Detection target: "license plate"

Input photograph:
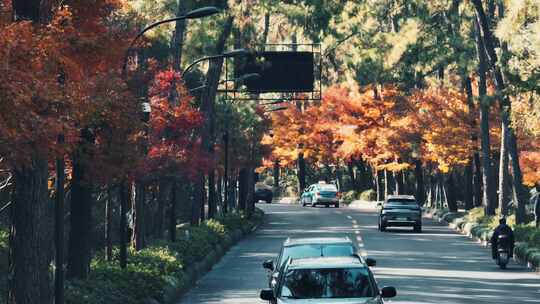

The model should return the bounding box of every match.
[396,217,407,221]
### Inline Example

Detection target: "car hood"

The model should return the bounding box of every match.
[278,297,382,304]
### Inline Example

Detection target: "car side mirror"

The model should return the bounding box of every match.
[260,289,276,301]
[381,286,397,298]
[262,259,274,271]
[366,258,376,267]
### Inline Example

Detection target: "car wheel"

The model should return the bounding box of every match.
[379,221,386,232]
[266,199,272,204]
[334,203,339,208]
[413,225,422,233]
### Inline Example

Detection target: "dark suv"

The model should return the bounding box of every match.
[378,195,422,232]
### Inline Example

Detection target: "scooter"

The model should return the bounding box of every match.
[496,235,511,269]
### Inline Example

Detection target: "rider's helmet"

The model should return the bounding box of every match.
[499,216,507,225]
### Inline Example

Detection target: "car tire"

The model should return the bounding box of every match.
[334,203,339,208]
[266,199,272,204]
[413,225,422,233]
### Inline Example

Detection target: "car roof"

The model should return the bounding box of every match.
[287,256,366,270]
[283,236,353,247]
[386,195,416,200]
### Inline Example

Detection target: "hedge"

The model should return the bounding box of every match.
[340,189,377,205]
[65,209,264,304]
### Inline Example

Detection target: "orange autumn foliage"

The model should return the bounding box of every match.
[266,84,496,176]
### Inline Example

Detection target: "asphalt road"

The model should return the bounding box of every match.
[177,202,540,304]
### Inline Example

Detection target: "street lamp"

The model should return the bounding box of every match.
[122,6,220,77]
[181,48,251,78]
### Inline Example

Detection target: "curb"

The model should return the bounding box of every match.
[425,209,540,273]
[164,212,264,304]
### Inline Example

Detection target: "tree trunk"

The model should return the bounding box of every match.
[131,181,145,251]
[297,152,306,194]
[155,179,169,238]
[347,161,356,191]
[200,175,206,222]
[67,149,93,279]
[384,169,389,201]
[436,173,444,209]
[171,0,187,71]
[119,182,128,269]
[466,76,484,208]
[430,173,437,208]
[9,156,53,304]
[394,170,403,195]
[414,160,425,205]
[336,168,344,191]
[217,174,223,214]
[474,18,498,214]
[105,187,113,261]
[169,182,177,242]
[208,170,216,219]
[238,168,248,211]
[497,126,509,215]
[376,170,384,202]
[273,160,280,197]
[446,173,458,212]
[355,159,370,190]
[464,161,474,210]
[54,135,65,304]
[196,16,234,220]
[472,0,529,223]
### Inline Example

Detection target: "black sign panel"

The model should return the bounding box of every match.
[235,51,314,93]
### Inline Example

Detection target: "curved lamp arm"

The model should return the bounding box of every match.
[181,48,250,78]
[122,6,220,78]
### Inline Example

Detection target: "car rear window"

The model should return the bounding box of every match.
[386,199,417,206]
[280,244,354,267]
[318,185,338,191]
[279,267,376,299]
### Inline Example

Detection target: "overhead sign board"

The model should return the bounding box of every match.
[234,51,315,93]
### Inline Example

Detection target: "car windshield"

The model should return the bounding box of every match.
[279,245,354,267]
[318,185,338,191]
[386,199,417,207]
[279,267,376,299]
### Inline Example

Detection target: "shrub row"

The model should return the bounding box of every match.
[340,189,377,205]
[65,209,264,304]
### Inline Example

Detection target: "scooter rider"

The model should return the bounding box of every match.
[490,217,515,259]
